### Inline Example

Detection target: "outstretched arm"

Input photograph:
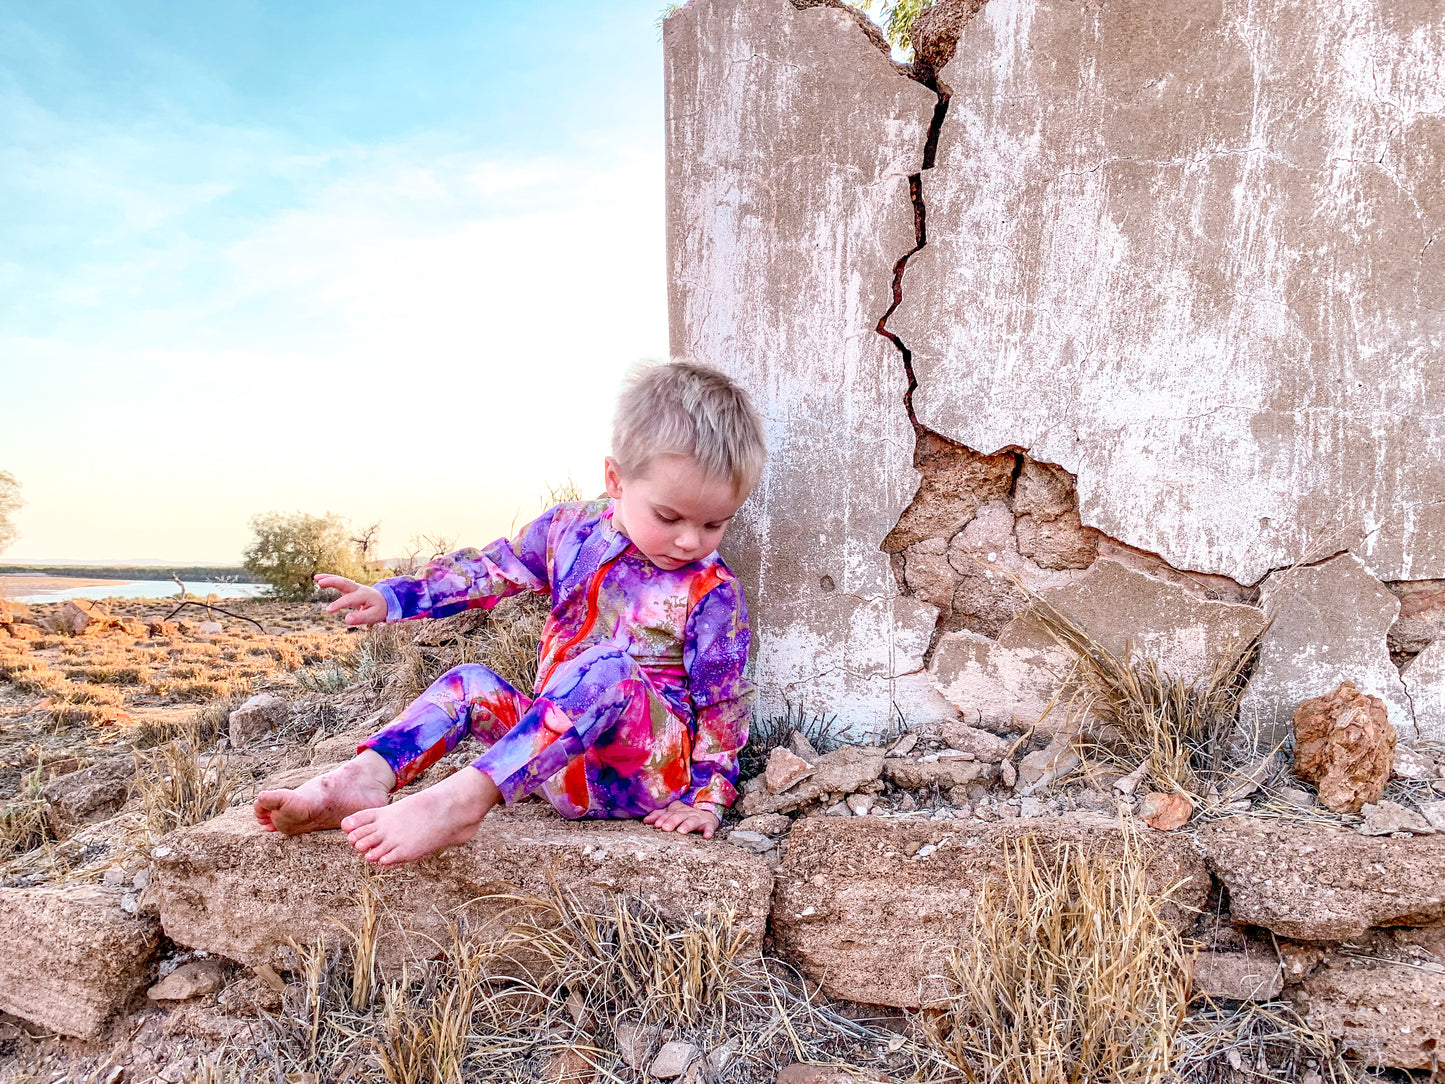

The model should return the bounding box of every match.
[315,574,389,625]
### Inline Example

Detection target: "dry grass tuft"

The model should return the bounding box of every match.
[218,879,950,1083]
[926,826,1192,1084]
[132,724,235,847]
[1022,589,1267,798]
[0,765,54,863]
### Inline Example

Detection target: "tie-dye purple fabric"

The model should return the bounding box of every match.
[369,499,753,809]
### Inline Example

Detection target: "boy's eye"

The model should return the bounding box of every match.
[656,513,679,524]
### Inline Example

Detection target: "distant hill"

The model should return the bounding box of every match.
[0,565,251,582]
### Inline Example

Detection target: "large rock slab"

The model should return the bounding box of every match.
[1241,554,1415,744]
[772,814,1210,1008]
[1198,816,1445,940]
[894,0,1445,587]
[1402,639,1445,744]
[0,884,161,1038]
[1295,961,1445,1070]
[151,804,773,972]
[664,0,952,738]
[932,559,1266,733]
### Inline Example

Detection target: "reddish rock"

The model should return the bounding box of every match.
[148,959,227,1001]
[774,1065,857,1084]
[0,884,161,1037]
[772,814,1209,1007]
[1198,816,1445,940]
[3,621,42,640]
[147,619,179,637]
[1138,792,1193,831]
[41,754,136,828]
[764,747,815,794]
[1293,681,1396,813]
[59,599,110,636]
[739,745,884,816]
[151,802,772,974]
[1295,961,1445,1069]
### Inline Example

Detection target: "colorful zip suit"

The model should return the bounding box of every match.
[358,499,753,820]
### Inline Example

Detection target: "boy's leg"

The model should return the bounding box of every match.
[254,663,526,836]
[340,646,692,863]
[478,645,691,819]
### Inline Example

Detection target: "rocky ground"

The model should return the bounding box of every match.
[0,595,1443,1083]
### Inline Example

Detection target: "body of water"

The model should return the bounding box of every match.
[5,579,272,604]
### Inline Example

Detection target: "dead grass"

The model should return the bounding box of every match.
[1173,1000,1362,1084]
[1022,588,1267,799]
[926,826,1192,1084]
[132,724,235,848]
[212,880,952,1084]
[739,702,840,780]
[0,765,54,863]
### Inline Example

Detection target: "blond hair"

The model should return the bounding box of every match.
[612,360,767,495]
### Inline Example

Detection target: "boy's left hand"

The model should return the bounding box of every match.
[643,800,720,839]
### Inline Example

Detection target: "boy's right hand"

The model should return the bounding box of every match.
[315,574,389,625]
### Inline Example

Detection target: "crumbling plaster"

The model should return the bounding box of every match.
[893,0,1445,587]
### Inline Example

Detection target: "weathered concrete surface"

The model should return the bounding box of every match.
[1198,816,1445,940]
[894,0,1445,588]
[665,0,953,736]
[151,804,773,972]
[772,814,1210,1007]
[1295,961,1445,1070]
[1241,554,1415,743]
[932,558,1266,733]
[0,884,161,1038]
[1192,948,1284,1002]
[1403,639,1445,743]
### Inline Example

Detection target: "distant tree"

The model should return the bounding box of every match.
[851,0,933,54]
[0,471,21,555]
[243,511,380,600]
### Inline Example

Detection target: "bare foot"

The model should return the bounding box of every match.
[341,765,500,865]
[253,751,396,835]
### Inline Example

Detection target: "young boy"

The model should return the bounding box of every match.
[253,361,765,866]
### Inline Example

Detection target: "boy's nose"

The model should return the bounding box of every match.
[675,527,700,552]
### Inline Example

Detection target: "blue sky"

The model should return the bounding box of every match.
[1,1,674,563]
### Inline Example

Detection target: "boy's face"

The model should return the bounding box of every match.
[604,454,748,570]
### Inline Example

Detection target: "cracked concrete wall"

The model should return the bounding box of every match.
[895,0,1445,588]
[665,0,1444,740]
[664,0,955,735]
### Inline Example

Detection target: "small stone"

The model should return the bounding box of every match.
[196,620,224,635]
[764,748,815,795]
[132,869,150,891]
[845,793,874,816]
[1278,786,1315,808]
[1293,681,1395,813]
[898,792,917,812]
[216,975,283,1016]
[1138,792,1193,831]
[706,1042,737,1074]
[147,959,227,1001]
[1358,800,1437,836]
[1018,796,1044,818]
[648,1041,697,1079]
[787,730,820,764]
[734,813,791,836]
[1192,949,1284,1001]
[1221,753,1281,801]
[999,758,1017,788]
[774,1065,856,1084]
[1394,746,1438,781]
[228,693,291,748]
[824,801,852,817]
[1114,762,1149,796]
[1418,800,1445,830]
[615,1023,654,1070]
[887,732,918,757]
[542,1047,595,1084]
[726,830,774,853]
[102,868,126,888]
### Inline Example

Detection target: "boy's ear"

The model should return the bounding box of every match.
[603,457,624,500]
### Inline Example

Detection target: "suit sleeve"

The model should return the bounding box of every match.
[374,507,555,621]
[680,575,754,809]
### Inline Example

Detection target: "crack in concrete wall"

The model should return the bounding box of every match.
[666,0,1445,742]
